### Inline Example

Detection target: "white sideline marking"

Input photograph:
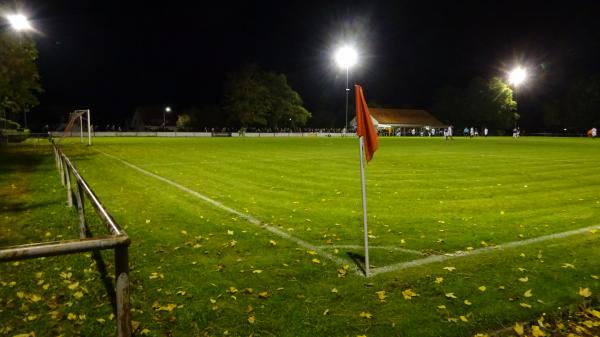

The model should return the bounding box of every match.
[369,224,600,277]
[97,150,355,272]
[318,245,422,255]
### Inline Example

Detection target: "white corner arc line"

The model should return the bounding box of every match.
[369,224,600,277]
[96,150,358,274]
[318,245,422,255]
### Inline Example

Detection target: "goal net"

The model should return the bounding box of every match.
[59,109,92,145]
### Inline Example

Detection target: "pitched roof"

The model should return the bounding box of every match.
[369,108,446,127]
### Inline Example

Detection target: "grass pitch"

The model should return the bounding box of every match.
[1,136,599,337]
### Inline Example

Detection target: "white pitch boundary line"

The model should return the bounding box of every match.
[318,245,423,255]
[369,224,600,277]
[96,150,358,273]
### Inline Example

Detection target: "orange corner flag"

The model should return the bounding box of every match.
[355,84,378,161]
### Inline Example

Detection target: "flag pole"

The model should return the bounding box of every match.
[358,136,370,276]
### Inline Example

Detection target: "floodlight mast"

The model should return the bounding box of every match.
[5,13,33,128]
[507,66,527,129]
[335,46,358,133]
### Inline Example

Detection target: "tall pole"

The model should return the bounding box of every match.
[345,67,349,133]
[79,114,83,144]
[87,109,92,146]
[358,136,370,276]
[163,111,165,131]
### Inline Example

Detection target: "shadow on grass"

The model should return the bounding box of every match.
[347,251,367,276]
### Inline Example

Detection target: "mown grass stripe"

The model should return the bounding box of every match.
[96,149,356,273]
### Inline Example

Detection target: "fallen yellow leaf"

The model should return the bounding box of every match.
[311,258,321,264]
[359,311,373,319]
[459,315,468,322]
[248,315,256,324]
[375,290,387,302]
[402,288,418,300]
[464,299,472,306]
[524,289,533,298]
[443,266,456,272]
[445,292,457,299]
[520,303,532,308]
[514,322,524,336]
[435,277,444,284]
[478,286,486,292]
[518,277,529,282]
[531,325,545,337]
[331,288,338,293]
[578,287,592,298]
[258,291,271,299]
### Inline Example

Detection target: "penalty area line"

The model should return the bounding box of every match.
[96,150,357,274]
[318,245,422,255]
[369,224,600,277]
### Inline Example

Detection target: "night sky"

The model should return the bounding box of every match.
[19,0,600,128]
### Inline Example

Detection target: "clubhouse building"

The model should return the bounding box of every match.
[350,108,447,136]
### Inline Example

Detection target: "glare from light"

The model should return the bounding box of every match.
[335,46,358,69]
[165,106,171,112]
[7,14,32,31]
[508,66,527,86]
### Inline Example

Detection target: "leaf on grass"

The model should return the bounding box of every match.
[227,230,234,235]
[359,311,373,319]
[67,313,77,320]
[97,318,106,324]
[464,300,472,306]
[478,286,486,292]
[323,309,330,315]
[29,294,41,302]
[517,267,527,272]
[443,266,456,272]
[306,250,317,255]
[434,277,444,284]
[437,305,446,309]
[561,263,575,269]
[331,288,338,293]
[402,289,418,300]
[67,282,79,290]
[252,270,263,274]
[269,240,277,246]
[531,325,545,337]
[73,291,84,299]
[158,303,177,312]
[248,315,256,324]
[12,333,35,337]
[513,322,524,336]
[578,287,592,298]
[141,329,151,335]
[258,291,271,299]
[524,289,533,298]
[520,303,532,308]
[228,287,238,294]
[375,290,387,302]
[181,230,188,236]
[312,258,321,264]
[459,315,468,322]
[591,275,599,280]
[27,314,38,321]
[518,277,529,283]
[445,292,457,299]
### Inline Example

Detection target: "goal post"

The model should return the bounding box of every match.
[61,109,92,146]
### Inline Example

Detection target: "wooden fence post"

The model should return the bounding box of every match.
[65,164,73,208]
[74,181,88,239]
[115,246,131,337]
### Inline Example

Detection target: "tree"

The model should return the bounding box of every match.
[224,64,310,129]
[0,32,42,123]
[176,114,193,130]
[431,77,515,131]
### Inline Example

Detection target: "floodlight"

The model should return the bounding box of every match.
[165,107,171,112]
[335,46,358,69]
[7,14,32,31]
[508,67,527,86]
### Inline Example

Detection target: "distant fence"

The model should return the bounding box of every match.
[0,140,132,337]
[51,131,357,138]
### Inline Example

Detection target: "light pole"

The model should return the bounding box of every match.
[5,13,33,129]
[508,66,527,129]
[164,106,171,131]
[335,46,357,133]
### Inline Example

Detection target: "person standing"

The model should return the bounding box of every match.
[484,127,488,137]
[470,127,474,138]
[591,127,597,138]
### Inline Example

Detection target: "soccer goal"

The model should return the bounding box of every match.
[61,109,92,146]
